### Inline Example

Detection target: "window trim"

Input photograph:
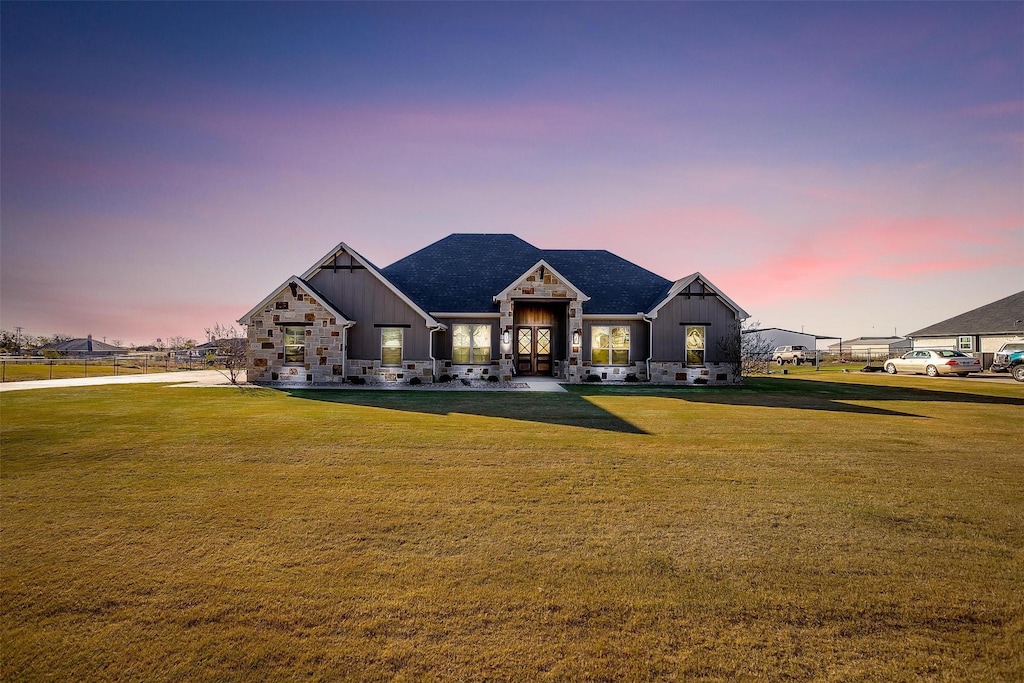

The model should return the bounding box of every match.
[957,335,973,352]
[380,327,404,367]
[452,323,492,364]
[283,325,306,366]
[591,325,630,365]
[685,325,706,366]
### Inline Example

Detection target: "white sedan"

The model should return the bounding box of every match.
[884,350,982,377]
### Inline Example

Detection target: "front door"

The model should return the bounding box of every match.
[516,326,552,376]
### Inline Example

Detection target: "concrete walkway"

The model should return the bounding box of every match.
[520,377,569,392]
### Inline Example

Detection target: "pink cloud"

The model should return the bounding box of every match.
[715,214,1022,308]
[957,100,1024,118]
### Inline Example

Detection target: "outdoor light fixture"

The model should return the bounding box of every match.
[572,330,581,346]
[502,329,511,345]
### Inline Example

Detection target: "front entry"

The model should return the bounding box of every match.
[516,326,552,376]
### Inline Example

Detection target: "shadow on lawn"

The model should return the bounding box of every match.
[281,378,1023,434]
[282,389,650,435]
[567,376,1024,420]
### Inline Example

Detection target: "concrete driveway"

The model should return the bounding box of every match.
[0,369,239,392]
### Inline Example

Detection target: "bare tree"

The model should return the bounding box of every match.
[205,322,248,385]
[715,320,775,382]
[741,321,774,376]
[111,339,123,348]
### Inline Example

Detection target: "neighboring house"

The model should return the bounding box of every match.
[826,337,912,360]
[906,290,1024,369]
[42,335,125,358]
[239,234,749,386]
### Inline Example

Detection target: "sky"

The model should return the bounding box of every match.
[2,2,1022,347]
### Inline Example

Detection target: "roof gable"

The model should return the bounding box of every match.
[646,272,749,319]
[492,259,590,303]
[238,275,352,326]
[907,290,1024,337]
[302,242,442,328]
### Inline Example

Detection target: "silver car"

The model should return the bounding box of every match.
[884,349,982,377]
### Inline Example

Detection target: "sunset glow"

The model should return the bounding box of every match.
[2,2,1021,345]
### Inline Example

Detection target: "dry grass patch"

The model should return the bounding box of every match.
[2,376,1022,681]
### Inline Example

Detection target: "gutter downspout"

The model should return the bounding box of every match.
[428,325,444,380]
[341,321,355,383]
[643,314,655,381]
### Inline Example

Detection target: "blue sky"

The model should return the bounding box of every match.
[2,2,1021,345]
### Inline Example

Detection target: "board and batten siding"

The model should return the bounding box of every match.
[650,293,738,363]
[307,267,430,360]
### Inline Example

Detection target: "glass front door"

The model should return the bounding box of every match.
[516,326,552,375]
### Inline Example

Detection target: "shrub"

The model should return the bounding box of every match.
[438,373,453,383]
[693,377,708,385]
[625,373,639,383]
[347,376,366,385]
[584,374,602,383]
[409,376,422,386]
[460,378,471,386]
[487,375,499,383]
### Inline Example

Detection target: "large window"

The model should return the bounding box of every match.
[591,326,629,365]
[381,328,403,366]
[686,326,706,366]
[452,324,491,363]
[283,326,305,365]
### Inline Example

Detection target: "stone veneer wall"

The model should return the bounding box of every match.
[497,265,585,382]
[578,362,648,381]
[247,287,348,385]
[649,361,737,385]
[442,360,501,380]
[346,359,434,385]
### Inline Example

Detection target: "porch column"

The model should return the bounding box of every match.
[499,299,515,381]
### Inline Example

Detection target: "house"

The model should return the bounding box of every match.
[906,290,1024,369]
[41,335,125,358]
[239,234,749,386]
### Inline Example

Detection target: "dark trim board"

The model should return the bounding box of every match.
[373,323,412,328]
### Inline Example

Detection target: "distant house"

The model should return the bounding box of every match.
[827,337,912,360]
[239,234,749,386]
[42,335,125,358]
[906,290,1024,369]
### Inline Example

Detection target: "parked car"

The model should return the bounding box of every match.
[990,341,1024,382]
[772,345,811,365]
[883,349,982,377]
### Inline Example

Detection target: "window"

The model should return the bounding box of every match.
[283,326,305,365]
[958,336,973,352]
[452,324,491,363]
[686,326,706,365]
[591,326,629,365]
[381,328,403,366]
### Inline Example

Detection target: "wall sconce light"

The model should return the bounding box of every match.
[502,329,511,345]
[572,330,581,346]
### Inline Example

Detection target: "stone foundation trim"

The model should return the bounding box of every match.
[648,362,737,385]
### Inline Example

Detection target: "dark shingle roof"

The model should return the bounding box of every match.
[381,234,672,315]
[907,290,1024,337]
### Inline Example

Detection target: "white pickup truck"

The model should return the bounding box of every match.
[772,345,812,365]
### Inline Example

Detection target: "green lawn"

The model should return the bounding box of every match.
[2,375,1022,681]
